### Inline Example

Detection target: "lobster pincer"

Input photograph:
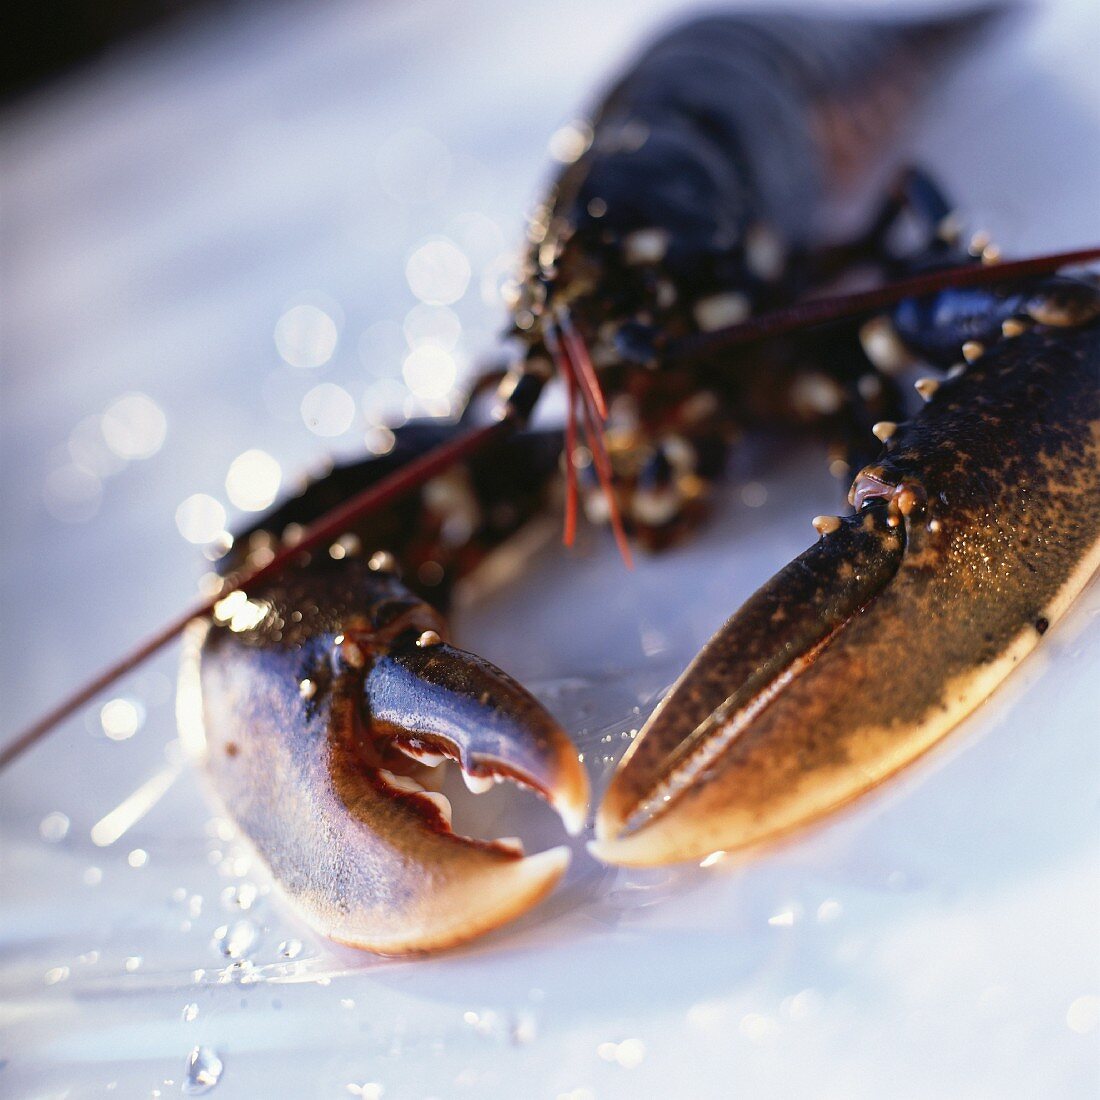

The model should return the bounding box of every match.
[179,554,588,955]
[593,276,1100,867]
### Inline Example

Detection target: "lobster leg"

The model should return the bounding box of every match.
[593,280,1100,866]
[180,557,587,954]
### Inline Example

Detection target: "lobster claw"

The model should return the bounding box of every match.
[592,506,905,865]
[179,562,588,955]
[594,313,1100,867]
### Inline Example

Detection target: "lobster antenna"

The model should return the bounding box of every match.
[668,246,1100,364]
[0,418,513,772]
[549,312,634,568]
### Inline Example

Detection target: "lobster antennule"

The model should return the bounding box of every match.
[547,315,634,567]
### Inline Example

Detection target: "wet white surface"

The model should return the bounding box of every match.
[2,1,1099,1096]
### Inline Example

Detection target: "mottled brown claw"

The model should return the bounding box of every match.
[594,319,1100,867]
[179,561,587,954]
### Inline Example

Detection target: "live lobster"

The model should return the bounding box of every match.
[13,7,1100,955]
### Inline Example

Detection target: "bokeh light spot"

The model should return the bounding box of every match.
[402,345,457,400]
[101,393,167,460]
[225,450,282,511]
[175,494,228,544]
[301,382,356,437]
[274,304,339,369]
[405,239,470,305]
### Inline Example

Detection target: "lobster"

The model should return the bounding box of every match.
[10,8,1099,955]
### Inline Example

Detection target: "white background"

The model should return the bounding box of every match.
[2,1,1098,1096]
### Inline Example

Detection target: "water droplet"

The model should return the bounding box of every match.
[510,1010,537,1045]
[182,1046,223,1095]
[39,811,71,842]
[1067,995,1100,1034]
[346,1084,383,1099]
[277,939,302,959]
[213,920,257,959]
[44,965,70,985]
[127,848,148,869]
[220,883,258,911]
[124,956,143,972]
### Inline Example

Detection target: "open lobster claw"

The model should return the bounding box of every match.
[179,560,588,955]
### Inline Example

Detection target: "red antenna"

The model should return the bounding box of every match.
[668,246,1100,364]
[546,312,633,567]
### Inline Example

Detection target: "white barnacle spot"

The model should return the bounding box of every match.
[1001,317,1027,338]
[968,230,992,257]
[857,373,882,401]
[693,292,750,332]
[655,278,677,309]
[225,449,281,511]
[946,362,967,379]
[368,550,397,575]
[299,679,316,700]
[213,590,247,624]
[228,599,269,633]
[341,640,366,669]
[623,228,670,266]
[859,316,911,376]
[872,420,897,443]
[961,340,984,363]
[548,119,594,164]
[936,211,963,244]
[745,222,786,281]
[812,515,841,536]
[329,533,361,560]
[792,372,844,417]
[632,488,680,527]
[416,630,443,648]
[914,377,939,402]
